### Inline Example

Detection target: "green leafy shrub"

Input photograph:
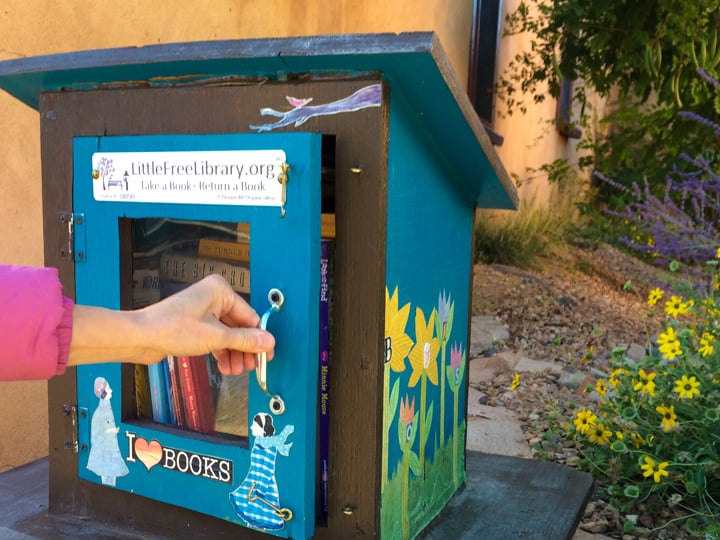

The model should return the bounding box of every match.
[569,256,720,536]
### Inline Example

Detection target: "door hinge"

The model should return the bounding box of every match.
[59,212,86,263]
[63,403,89,454]
[63,403,79,453]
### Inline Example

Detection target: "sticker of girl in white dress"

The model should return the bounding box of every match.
[229,413,294,530]
[86,377,129,486]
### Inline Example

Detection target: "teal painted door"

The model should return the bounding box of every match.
[73,132,321,539]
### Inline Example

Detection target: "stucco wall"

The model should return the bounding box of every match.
[492,0,586,207]
[0,0,474,469]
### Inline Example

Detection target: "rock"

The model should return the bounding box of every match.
[468,351,520,384]
[558,372,589,390]
[469,315,509,357]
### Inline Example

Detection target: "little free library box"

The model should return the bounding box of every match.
[0,33,525,539]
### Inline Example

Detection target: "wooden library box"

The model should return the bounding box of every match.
[0,33,517,539]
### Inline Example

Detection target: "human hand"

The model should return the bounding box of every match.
[137,274,275,375]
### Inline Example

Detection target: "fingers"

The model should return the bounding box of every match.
[206,275,261,329]
[213,348,268,376]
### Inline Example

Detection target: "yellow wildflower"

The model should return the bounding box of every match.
[699,333,715,358]
[716,246,720,259]
[674,375,701,399]
[641,456,670,483]
[595,379,607,398]
[659,340,683,361]
[647,288,663,307]
[588,422,612,446]
[573,409,597,435]
[665,295,691,318]
[656,404,678,432]
[509,372,521,391]
[609,368,629,388]
[630,432,647,448]
[633,369,656,397]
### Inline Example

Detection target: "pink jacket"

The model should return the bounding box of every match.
[0,265,73,381]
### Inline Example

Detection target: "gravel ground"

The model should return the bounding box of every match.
[471,244,699,540]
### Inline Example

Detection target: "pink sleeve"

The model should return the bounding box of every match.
[0,265,74,381]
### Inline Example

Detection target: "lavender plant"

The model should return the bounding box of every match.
[596,69,720,270]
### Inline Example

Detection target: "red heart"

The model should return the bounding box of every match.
[135,438,163,471]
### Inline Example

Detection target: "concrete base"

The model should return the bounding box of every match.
[1,453,593,540]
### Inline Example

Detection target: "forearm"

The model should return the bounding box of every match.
[68,305,159,366]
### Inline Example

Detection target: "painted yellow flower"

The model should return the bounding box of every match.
[407,307,440,387]
[656,404,678,432]
[647,288,663,307]
[640,456,670,483]
[588,422,612,446]
[674,375,701,399]
[385,287,414,373]
[699,333,715,358]
[633,369,656,397]
[509,372,521,391]
[573,409,597,435]
[665,295,691,318]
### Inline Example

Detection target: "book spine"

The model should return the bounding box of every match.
[318,239,331,521]
[190,354,216,433]
[148,360,172,423]
[178,355,216,434]
[160,253,250,293]
[198,238,250,262]
[162,358,177,425]
[167,356,186,428]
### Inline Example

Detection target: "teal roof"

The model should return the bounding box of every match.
[0,32,517,209]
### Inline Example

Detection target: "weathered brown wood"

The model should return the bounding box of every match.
[40,77,386,538]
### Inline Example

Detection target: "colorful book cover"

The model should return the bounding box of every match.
[177,354,216,434]
[148,359,172,424]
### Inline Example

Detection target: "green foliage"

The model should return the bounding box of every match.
[499,0,720,203]
[474,201,571,268]
[569,258,720,535]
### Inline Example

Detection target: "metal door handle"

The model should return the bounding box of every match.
[256,288,286,415]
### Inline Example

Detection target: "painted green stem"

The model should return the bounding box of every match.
[440,341,446,445]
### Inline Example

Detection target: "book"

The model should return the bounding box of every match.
[321,213,335,239]
[198,237,250,262]
[159,252,250,294]
[134,364,153,421]
[166,355,186,428]
[207,356,249,437]
[148,359,172,424]
[177,354,217,434]
[317,238,333,523]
